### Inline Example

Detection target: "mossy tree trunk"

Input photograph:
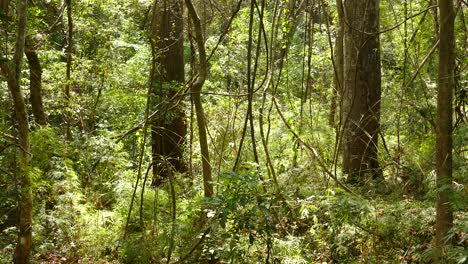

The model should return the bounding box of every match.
[0,0,33,262]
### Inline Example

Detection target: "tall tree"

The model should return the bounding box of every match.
[25,38,47,126]
[185,0,213,197]
[65,0,72,140]
[0,0,32,262]
[341,0,382,183]
[435,0,455,259]
[150,0,187,187]
[329,0,344,127]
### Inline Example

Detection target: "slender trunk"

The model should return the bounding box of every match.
[3,0,32,262]
[65,0,72,140]
[25,42,46,126]
[247,0,259,165]
[185,0,213,197]
[430,0,440,38]
[435,0,455,259]
[329,0,343,127]
[233,0,260,170]
[8,74,32,264]
[0,0,10,14]
[342,0,382,183]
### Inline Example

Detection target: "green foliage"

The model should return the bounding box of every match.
[446,215,468,264]
[298,190,437,262]
[199,170,274,263]
[0,0,466,263]
[72,134,131,206]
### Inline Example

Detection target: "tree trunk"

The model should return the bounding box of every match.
[430,0,440,38]
[0,0,10,15]
[185,0,213,197]
[150,0,187,187]
[2,0,33,262]
[342,0,382,184]
[329,0,344,127]
[435,0,455,259]
[25,40,47,126]
[65,0,72,140]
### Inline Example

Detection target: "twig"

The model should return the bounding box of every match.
[206,0,243,62]
[0,131,17,141]
[173,227,211,264]
[344,5,438,35]
[273,98,354,194]
[404,39,440,89]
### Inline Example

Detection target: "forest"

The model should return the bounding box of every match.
[0,0,467,263]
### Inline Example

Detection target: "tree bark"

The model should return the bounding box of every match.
[185,0,213,197]
[329,0,344,127]
[342,0,382,183]
[435,0,455,259]
[25,40,47,126]
[1,0,33,262]
[0,0,9,15]
[430,0,440,38]
[65,0,72,140]
[150,0,187,187]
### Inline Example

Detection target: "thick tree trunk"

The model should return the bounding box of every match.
[435,0,455,259]
[150,0,187,187]
[342,0,382,183]
[25,42,47,126]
